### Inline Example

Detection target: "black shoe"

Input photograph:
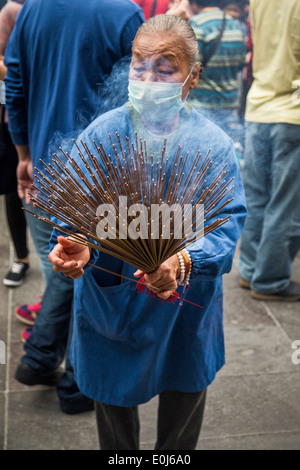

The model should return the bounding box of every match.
[60,397,95,415]
[251,281,300,301]
[3,262,30,287]
[14,363,62,386]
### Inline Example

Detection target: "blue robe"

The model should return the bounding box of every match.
[50,103,247,406]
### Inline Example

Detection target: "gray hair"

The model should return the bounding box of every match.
[134,14,199,70]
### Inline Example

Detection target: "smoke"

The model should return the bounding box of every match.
[47,55,131,160]
[96,56,131,116]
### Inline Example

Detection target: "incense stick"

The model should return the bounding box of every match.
[28,133,234,279]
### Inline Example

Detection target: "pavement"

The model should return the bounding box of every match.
[0,193,300,450]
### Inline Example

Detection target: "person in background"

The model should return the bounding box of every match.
[4,0,144,414]
[222,0,242,20]
[0,0,30,288]
[132,0,170,19]
[238,0,300,301]
[221,0,249,146]
[186,0,246,163]
[237,3,252,120]
[222,0,248,38]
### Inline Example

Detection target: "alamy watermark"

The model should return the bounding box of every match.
[291,340,300,365]
[95,197,204,244]
[0,80,5,104]
[0,340,5,365]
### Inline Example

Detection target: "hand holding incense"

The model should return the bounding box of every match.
[28,132,234,305]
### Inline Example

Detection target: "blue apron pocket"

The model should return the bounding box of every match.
[77,270,136,343]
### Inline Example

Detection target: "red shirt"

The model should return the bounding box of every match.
[132,0,170,20]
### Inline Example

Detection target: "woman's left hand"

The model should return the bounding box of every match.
[134,254,180,300]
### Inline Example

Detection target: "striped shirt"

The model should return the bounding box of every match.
[188,10,246,109]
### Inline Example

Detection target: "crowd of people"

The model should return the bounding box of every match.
[0,0,299,451]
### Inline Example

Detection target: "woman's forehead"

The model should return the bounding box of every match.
[132,33,188,65]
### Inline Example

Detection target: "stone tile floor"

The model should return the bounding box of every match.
[0,195,299,450]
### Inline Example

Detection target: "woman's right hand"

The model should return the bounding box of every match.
[48,235,90,279]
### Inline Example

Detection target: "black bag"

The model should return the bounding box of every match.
[202,13,227,69]
[0,106,18,195]
[150,0,157,17]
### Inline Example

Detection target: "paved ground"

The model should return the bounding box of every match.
[0,194,300,450]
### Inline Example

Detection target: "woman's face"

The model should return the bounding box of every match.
[129,32,199,100]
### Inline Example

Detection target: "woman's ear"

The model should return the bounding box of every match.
[182,62,200,100]
[189,62,201,90]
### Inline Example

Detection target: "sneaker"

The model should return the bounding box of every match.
[3,262,30,287]
[21,328,32,343]
[239,278,251,289]
[251,281,300,302]
[15,300,42,326]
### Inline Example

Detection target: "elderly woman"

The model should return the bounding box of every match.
[49,15,246,450]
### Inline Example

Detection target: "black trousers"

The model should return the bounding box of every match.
[94,389,207,450]
[5,192,28,260]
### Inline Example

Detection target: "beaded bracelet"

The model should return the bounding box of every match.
[176,251,185,285]
[176,249,192,306]
[181,248,192,285]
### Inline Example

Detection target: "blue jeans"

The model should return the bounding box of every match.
[23,200,53,287]
[238,122,300,293]
[22,269,73,373]
[21,202,88,406]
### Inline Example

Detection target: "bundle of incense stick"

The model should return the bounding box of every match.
[28,132,234,278]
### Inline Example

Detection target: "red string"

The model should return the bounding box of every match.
[135,276,203,308]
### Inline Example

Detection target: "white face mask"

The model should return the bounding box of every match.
[128,69,193,124]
